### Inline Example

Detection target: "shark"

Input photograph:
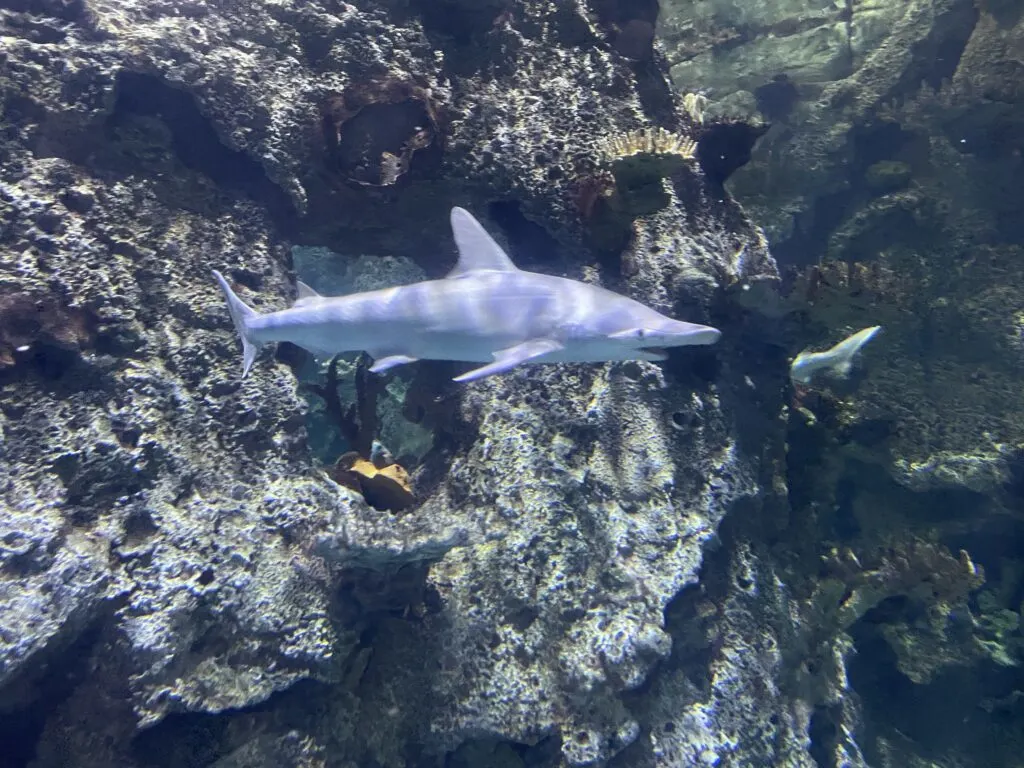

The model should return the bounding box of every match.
[212,207,722,383]
[790,325,882,385]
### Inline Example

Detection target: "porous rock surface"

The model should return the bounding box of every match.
[0,1,798,766]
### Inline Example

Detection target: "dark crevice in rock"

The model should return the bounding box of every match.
[408,0,509,45]
[942,515,1024,594]
[0,617,106,768]
[848,610,1024,767]
[849,121,917,172]
[131,678,335,768]
[0,0,86,23]
[402,0,511,76]
[1002,447,1024,511]
[335,562,438,624]
[399,358,479,494]
[902,2,979,93]
[755,75,801,123]
[986,0,1023,26]
[696,119,770,189]
[769,121,923,268]
[831,476,863,540]
[446,735,562,767]
[661,345,720,390]
[589,0,678,123]
[771,188,848,269]
[807,704,841,768]
[486,199,562,271]
[103,72,296,225]
[630,55,681,127]
[589,0,658,59]
[659,543,734,695]
[701,318,788,467]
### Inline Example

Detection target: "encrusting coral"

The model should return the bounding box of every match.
[575,125,701,262]
[0,291,97,376]
[319,75,446,189]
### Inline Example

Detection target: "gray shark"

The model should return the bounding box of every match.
[213,207,721,382]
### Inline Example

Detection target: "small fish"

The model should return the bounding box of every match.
[790,326,882,384]
[213,207,721,383]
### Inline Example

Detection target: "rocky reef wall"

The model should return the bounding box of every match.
[661,0,1024,765]
[0,1,797,766]
[3,0,1020,766]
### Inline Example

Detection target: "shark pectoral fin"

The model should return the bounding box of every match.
[453,339,563,383]
[834,359,854,377]
[369,354,419,373]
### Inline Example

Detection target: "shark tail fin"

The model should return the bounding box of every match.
[212,270,263,377]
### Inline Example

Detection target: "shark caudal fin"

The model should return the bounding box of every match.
[831,325,882,378]
[212,270,263,377]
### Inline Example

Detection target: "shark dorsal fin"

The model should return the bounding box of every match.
[447,207,519,277]
[296,281,322,300]
[293,280,323,307]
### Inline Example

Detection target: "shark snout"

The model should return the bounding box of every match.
[655,320,721,347]
[688,326,722,346]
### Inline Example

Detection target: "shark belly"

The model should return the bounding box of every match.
[247,294,416,358]
[369,275,567,363]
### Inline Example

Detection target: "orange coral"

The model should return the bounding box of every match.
[330,452,415,513]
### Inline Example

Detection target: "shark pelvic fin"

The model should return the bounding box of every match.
[447,207,519,277]
[453,339,563,382]
[369,354,419,373]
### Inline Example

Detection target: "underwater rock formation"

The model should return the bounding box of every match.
[659,0,985,251]
[8,0,1014,767]
[0,1,790,766]
[660,0,1024,764]
[2,0,1015,765]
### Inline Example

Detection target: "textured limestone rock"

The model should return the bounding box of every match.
[0,0,802,766]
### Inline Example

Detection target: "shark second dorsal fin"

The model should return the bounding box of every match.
[447,207,519,278]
